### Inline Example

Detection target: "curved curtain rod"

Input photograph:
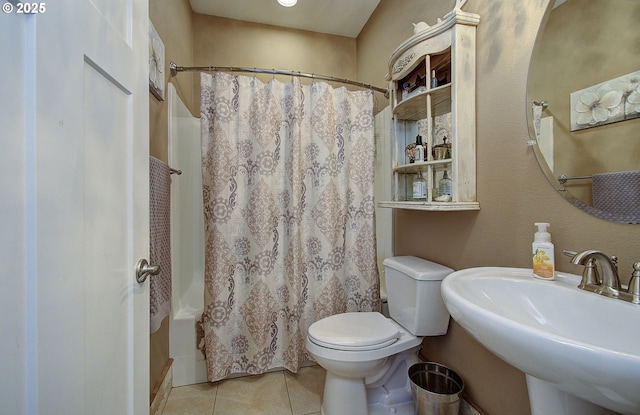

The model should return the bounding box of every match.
[169,61,389,96]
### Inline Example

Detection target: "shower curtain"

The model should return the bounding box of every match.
[199,72,380,381]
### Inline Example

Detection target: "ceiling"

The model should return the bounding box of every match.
[189,0,381,38]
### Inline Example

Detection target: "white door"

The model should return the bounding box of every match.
[0,0,149,414]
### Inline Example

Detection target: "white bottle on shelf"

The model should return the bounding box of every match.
[412,171,427,201]
[414,135,424,162]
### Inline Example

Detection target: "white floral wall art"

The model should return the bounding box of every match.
[570,70,640,131]
[149,20,165,101]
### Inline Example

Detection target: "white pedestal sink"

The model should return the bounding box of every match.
[441,267,640,415]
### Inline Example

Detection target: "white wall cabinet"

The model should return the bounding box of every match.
[378,7,480,211]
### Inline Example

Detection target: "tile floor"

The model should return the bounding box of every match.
[160,365,325,415]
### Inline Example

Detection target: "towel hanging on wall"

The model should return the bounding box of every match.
[592,170,640,223]
[149,156,172,333]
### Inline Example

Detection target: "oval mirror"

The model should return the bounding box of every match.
[527,0,640,224]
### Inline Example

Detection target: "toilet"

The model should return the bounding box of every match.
[306,256,453,415]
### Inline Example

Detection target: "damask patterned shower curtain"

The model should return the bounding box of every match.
[199,72,380,381]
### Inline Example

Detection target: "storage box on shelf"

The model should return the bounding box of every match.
[378,6,480,211]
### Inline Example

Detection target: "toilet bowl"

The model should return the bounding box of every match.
[306,313,422,415]
[306,256,453,415]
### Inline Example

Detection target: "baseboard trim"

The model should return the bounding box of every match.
[150,358,173,415]
[461,393,488,415]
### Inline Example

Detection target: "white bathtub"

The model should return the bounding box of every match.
[168,84,207,387]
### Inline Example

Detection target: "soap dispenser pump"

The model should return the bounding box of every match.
[532,222,555,280]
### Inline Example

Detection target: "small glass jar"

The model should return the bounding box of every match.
[439,170,452,197]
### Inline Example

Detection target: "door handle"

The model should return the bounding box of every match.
[135,258,160,283]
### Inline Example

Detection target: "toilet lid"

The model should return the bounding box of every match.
[308,312,400,351]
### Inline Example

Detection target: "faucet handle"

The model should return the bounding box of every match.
[627,262,640,297]
[563,250,577,259]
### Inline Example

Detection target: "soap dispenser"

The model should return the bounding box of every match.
[532,222,555,280]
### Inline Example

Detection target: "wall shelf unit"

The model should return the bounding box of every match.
[378,6,480,211]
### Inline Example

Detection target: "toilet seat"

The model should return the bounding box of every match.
[308,312,400,351]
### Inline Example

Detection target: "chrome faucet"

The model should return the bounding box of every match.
[569,250,620,298]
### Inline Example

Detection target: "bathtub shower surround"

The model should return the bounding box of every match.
[167,84,207,386]
[150,156,172,333]
[199,72,379,381]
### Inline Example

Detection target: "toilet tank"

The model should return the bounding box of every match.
[383,256,453,336]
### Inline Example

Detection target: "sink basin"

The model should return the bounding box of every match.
[441,267,640,415]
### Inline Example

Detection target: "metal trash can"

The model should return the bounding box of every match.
[409,362,464,415]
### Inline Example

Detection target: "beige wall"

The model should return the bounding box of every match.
[358,0,640,414]
[191,13,357,110]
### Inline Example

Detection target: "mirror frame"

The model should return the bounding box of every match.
[526,0,639,225]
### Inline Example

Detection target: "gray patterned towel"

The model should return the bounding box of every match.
[150,156,172,333]
[592,170,640,223]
